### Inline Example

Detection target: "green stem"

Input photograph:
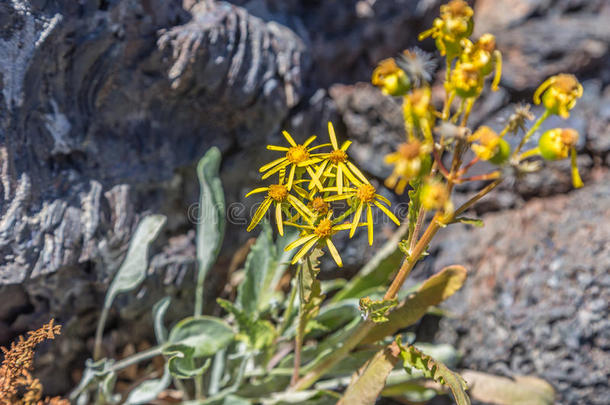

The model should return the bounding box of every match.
[514,110,550,155]
[291,261,306,386]
[93,306,110,360]
[278,275,298,337]
[109,345,164,373]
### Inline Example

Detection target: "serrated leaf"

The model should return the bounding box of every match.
[362,265,467,344]
[452,217,484,227]
[104,215,166,309]
[337,342,401,405]
[300,249,325,327]
[125,364,171,404]
[164,316,234,358]
[397,338,470,405]
[195,147,226,315]
[359,297,398,323]
[237,223,298,316]
[217,298,276,350]
[152,297,171,344]
[461,370,554,405]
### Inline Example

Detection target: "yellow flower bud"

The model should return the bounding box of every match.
[450,62,483,98]
[538,128,579,161]
[470,126,511,164]
[533,74,583,118]
[372,58,411,96]
[420,180,451,212]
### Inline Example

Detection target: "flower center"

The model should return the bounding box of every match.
[314,219,333,238]
[286,145,309,164]
[478,34,496,53]
[311,197,330,214]
[399,141,422,160]
[357,184,376,203]
[329,149,348,164]
[560,128,578,148]
[555,74,580,95]
[268,184,288,202]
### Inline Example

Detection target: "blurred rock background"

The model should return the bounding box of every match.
[0,0,608,402]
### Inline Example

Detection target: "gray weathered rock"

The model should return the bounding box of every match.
[431,177,610,405]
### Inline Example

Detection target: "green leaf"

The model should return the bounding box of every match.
[362,265,467,344]
[104,215,166,309]
[164,316,234,358]
[332,223,408,303]
[264,390,340,405]
[300,249,325,328]
[125,364,171,404]
[152,297,171,344]
[166,347,211,379]
[452,217,484,227]
[358,297,398,323]
[69,358,116,401]
[237,223,298,316]
[337,342,401,405]
[461,370,554,405]
[195,147,226,315]
[193,395,252,405]
[396,338,470,405]
[217,298,276,350]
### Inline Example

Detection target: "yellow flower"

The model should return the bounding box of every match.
[403,87,436,141]
[384,140,432,194]
[533,74,583,118]
[450,62,483,99]
[284,212,357,267]
[420,179,453,213]
[372,58,411,96]
[538,128,583,188]
[260,130,326,190]
[246,182,314,235]
[460,33,502,91]
[326,184,400,245]
[311,122,370,194]
[469,126,510,164]
[419,0,474,60]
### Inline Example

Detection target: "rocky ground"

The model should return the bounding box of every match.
[0,0,608,402]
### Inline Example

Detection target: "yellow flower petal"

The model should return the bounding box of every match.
[285,233,317,251]
[306,166,324,190]
[340,140,352,152]
[346,161,369,184]
[260,156,288,173]
[328,122,339,150]
[326,238,343,267]
[287,165,296,190]
[291,236,319,264]
[247,198,272,232]
[374,200,400,226]
[303,135,317,147]
[245,187,269,197]
[261,160,290,179]
[282,130,297,146]
[275,203,284,236]
[337,163,344,194]
[350,202,364,238]
[366,204,374,246]
[267,145,290,151]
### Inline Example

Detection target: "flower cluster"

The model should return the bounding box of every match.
[247,123,400,267]
[371,0,585,209]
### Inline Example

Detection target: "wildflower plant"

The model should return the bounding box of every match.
[74,1,572,404]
